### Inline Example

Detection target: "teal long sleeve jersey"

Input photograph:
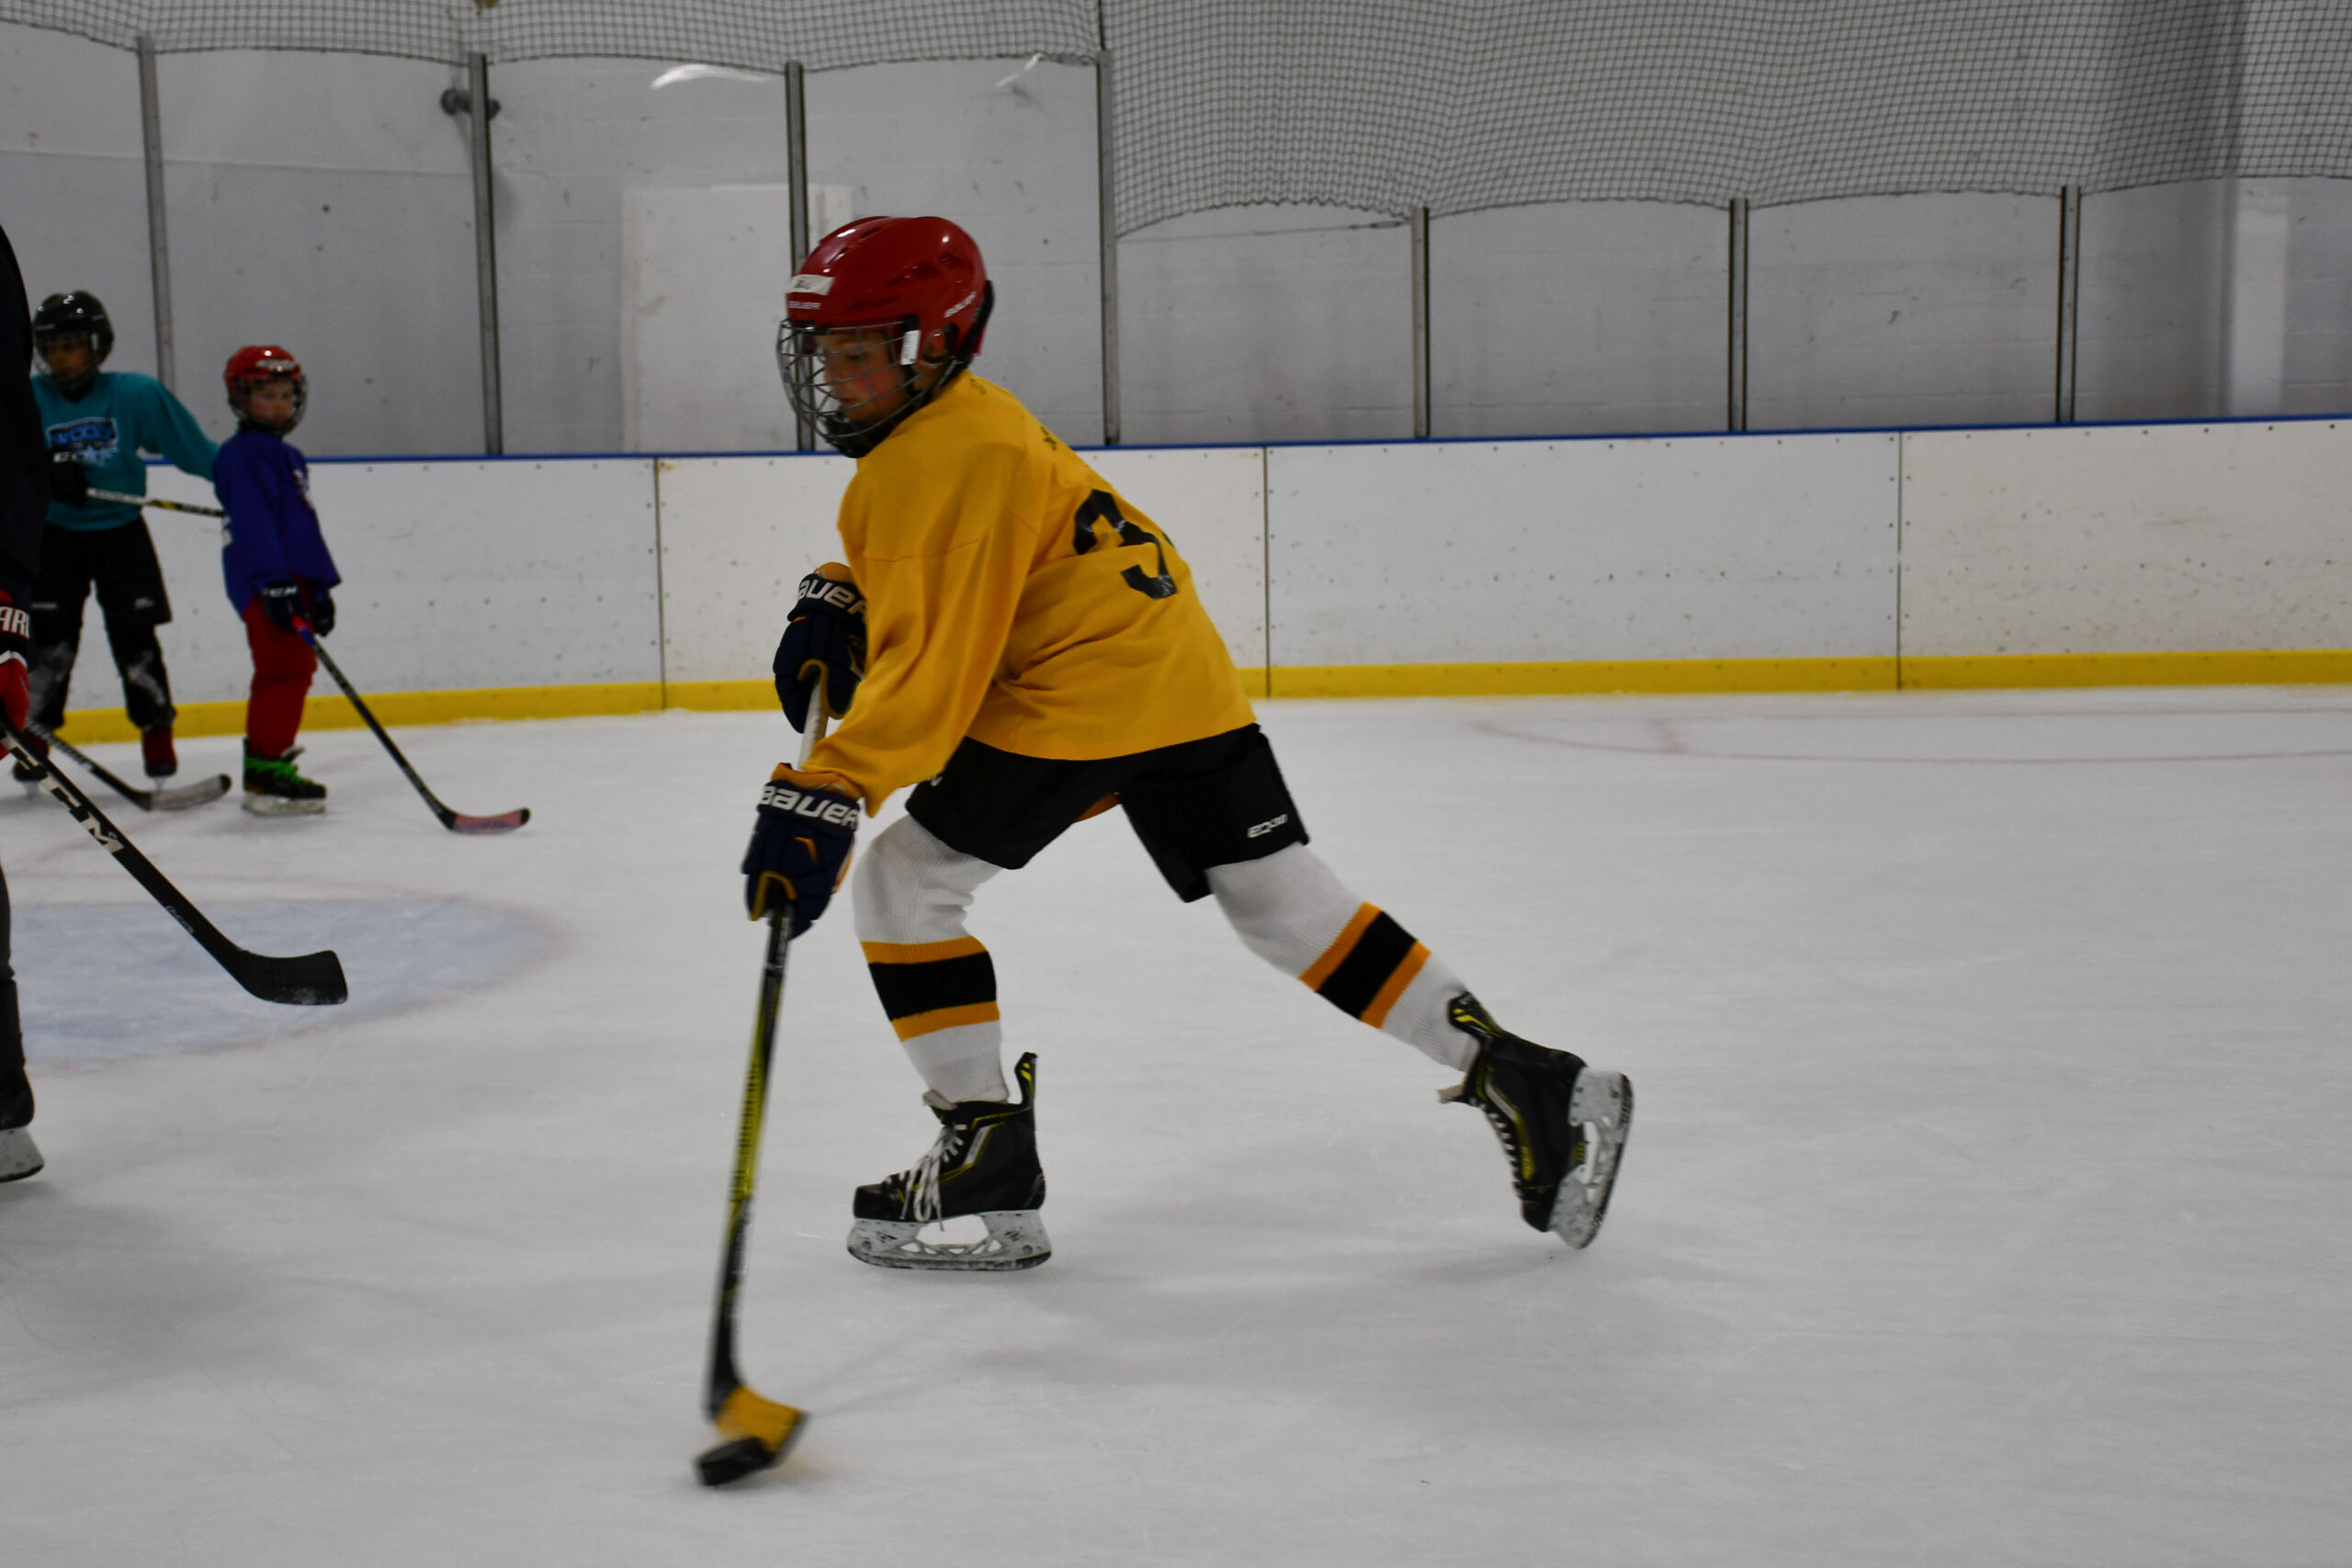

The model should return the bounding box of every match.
[34,369,218,532]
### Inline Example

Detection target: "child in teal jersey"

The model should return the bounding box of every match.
[23,291,216,783]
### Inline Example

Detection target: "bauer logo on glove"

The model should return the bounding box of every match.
[772,562,866,734]
[741,766,862,933]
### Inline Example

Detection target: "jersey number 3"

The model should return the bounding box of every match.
[1073,491,1178,600]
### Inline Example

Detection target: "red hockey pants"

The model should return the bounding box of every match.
[243,598,314,757]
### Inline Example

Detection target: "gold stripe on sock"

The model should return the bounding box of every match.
[890,1001,1001,1042]
[1299,903,1379,989]
[1359,942,1430,1030]
[862,935,988,965]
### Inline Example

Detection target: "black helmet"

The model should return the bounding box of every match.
[32,292,113,396]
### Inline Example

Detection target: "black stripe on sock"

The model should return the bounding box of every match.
[1314,910,1417,1021]
[868,951,998,1023]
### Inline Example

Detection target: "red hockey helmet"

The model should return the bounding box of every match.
[776,217,993,457]
[224,344,307,434]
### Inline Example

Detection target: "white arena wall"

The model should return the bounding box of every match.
[71,416,2352,740]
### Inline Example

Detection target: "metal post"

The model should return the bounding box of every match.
[1096,51,1121,446]
[1727,197,1750,432]
[785,61,812,451]
[465,53,503,455]
[2055,186,2082,423]
[1410,207,1431,439]
[134,36,175,390]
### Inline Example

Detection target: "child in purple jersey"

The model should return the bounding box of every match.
[212,346,338,816]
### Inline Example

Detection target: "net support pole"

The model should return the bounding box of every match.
[465,53,503,456]
[1096,51,1122,445]
[134,35,175,391]
[785,61,813,451]
[2054,186,2082,423]
[1410,207,1431,439]
[1726,198,1750,432]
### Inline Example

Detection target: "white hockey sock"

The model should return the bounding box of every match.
[1206,843,1476,1071]
[853,815,1012,1103]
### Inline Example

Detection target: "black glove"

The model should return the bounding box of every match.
[49,457,86,507]
[771,564,865,734]
[306,584,336,637]
[741,768,861,935]
[257,578,302,636]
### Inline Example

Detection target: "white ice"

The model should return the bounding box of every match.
[4,689,2349,1565]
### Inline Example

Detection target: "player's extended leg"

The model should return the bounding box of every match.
[89,520,177,777]
[1202,843,1630,1247]
[842,814,1048,1270]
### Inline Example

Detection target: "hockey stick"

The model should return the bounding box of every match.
[695,709,828,1487]
[299,631,529,835]
[25,720,232,813]
[88,487,222,517]
[0,718,347,1005]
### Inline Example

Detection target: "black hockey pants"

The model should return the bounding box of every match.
[0,863,27,1130]
[29,519,177,734]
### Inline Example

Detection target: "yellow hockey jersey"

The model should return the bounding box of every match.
[806,372,1255,811]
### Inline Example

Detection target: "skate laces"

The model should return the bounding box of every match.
[904,1119,967,1224]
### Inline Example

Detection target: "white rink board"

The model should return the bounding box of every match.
[656,446,1269,686]
[654,454,857,687]
[1085,446,1267,671]
[141,457,659,704]
[1900,420,2352,655]
[1263,434,1900,667]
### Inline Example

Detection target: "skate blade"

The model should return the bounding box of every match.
[1550,1071,1633,1248]
[242,793,326,817]
[0,1127,44,1182]
[847,1210,1051,1271]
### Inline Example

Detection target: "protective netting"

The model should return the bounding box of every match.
[1113,0,2352,229]
[0,1,1099,72]
[5,0,2348,231]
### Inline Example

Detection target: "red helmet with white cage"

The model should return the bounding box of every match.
[776,217,993,457]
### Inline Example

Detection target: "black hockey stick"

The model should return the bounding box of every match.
[300,632,529,835]
[88,486,222,518]
[0,718,347,1006]
[695,710,826,1487]
[25,720,231,813]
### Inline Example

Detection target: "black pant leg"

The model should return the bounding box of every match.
[90,521,175,731]
[27,524,95,730]
[0,861,27,1130]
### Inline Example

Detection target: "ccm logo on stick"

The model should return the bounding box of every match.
[1246,814,1291,839]
[759,784,860,827]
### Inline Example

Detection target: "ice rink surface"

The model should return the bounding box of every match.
[4,689,2349,1566]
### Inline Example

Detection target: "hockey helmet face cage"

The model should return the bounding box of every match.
[32,292,113,395]
[776,216,993,457]
[223,344,307,434]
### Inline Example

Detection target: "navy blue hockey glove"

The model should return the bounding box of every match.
[49,457,86,508]
[741,766,862,935]
[257,578,302,636]
[772,563,865,734]
[306,583,335,637]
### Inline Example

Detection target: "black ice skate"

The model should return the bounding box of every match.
[847,1052,1050,1271]
[1440,994,1632,1247]
[0,1070,39,1183]
[243,744,325,816]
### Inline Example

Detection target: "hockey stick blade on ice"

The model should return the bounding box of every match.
[695,709,827,1487]
[27,720,231,813]
[0,720,347,1006]
[300,633,529,834]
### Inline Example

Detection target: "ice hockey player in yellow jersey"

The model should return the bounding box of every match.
[739,216,1630,1271]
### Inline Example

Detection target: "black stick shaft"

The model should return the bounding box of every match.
[704,708,826,1416]
[28,720,152,809]
[0,718,346,1005]
[303,633,457,827]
